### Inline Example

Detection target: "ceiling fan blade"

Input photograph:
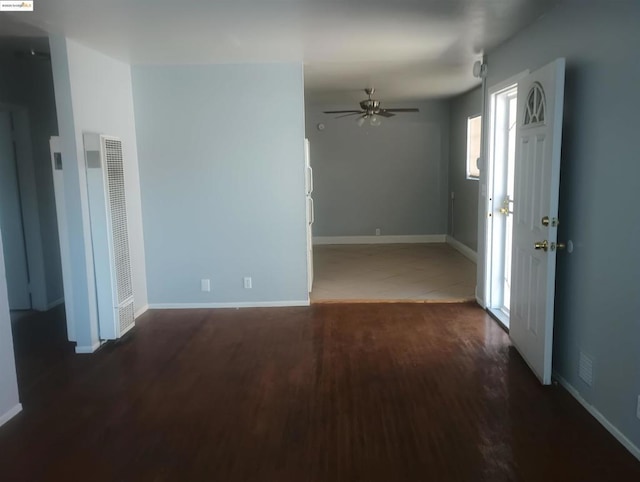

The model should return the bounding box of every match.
[336,112,364,119]
[323,110,363,114]
[382,108,420,113]
[376,111,396,118]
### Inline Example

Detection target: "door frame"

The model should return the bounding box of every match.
[0,103,48,311]
[480,71,529,320]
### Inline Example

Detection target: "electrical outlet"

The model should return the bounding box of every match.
[375,228,381,236]
[636,396,640,420]
[243,277,252,289]
[200,279,211,292]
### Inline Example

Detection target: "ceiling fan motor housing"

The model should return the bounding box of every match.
[359,99,380,113]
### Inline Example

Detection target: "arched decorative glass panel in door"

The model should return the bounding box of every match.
[523,82,546,125]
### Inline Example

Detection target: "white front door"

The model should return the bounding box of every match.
[510,58,565,385]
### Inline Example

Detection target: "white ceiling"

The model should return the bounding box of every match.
[2,0,559,102]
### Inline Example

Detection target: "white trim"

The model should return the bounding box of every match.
[488,70,531,97]
[0,403,22,428]
[475,285,485,307]
[134,304,149,319]
[488,307,510,329]
[50,135,76,342]
[45,297,64,311]
[480,69,530,314]
[74,340,101,354]
[446,236,477,263]
[148,300,310,310]
[313,235,446,245]
[554,372,640,462]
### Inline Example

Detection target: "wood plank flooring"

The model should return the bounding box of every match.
[1,303,639,481]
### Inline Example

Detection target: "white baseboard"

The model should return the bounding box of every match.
[446,235,477,263]
[75,340,102,354]
[313,234,446,245]
[554,372,640,462]
[45,297,64,311]
[148,300,310,309]
[475,286,485,308]
[0,403,22,428]
[135,304,149,319]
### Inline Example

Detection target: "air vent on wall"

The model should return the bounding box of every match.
[578,351,594,386]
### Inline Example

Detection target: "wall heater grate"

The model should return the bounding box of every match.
[103,138,133,304]
[118,299,135,335]
[84,132,135,339]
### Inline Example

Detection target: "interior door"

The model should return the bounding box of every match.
[509,58,565,385]
[0,111,31,310]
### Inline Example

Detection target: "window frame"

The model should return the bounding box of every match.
[466,114,482,180]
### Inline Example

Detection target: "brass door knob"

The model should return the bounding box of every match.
[534,240,549,251]
[541,216,559,227]
[499,196,512,216]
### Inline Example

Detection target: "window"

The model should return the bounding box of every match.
[524,82,545,125]
[466,115,482,179]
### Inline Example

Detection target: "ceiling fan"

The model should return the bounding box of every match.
[324,88,419,127]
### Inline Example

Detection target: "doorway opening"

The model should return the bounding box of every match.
[0,110,32,312]
[485,83,518,328]
[0,36,72,401]
[303,117,476,303]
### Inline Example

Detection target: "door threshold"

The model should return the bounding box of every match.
[487,308,510,333]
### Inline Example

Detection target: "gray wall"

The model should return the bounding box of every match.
[0,49,63,306]
[305,101,449,237]
[448,87,481,251]
[479,0,640,448]
[132,63,308,305]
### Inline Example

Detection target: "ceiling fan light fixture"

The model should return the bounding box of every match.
[324,88,420,124]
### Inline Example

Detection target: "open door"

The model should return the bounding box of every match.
[509,58,565,385]
[0,111,31,310]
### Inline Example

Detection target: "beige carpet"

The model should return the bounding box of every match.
[311,243,476,302]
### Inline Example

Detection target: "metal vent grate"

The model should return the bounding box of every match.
[103,138,133,304]
[118,299,135,334]
[578,351,594,386]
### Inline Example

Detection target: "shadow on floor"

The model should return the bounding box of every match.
[9,304,74,404]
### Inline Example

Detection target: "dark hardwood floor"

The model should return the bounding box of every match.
[1,303,639,481]
[9,305,75,404]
